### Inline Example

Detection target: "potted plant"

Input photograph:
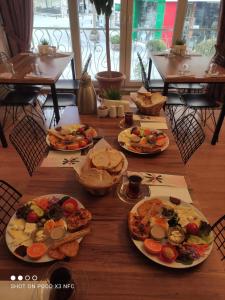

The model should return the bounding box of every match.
[102,88,130,111]
[89,29,100,42]
[111,34,120,51]
[172,39,186,55]
[89,0,125,91]
[38,39,50,55]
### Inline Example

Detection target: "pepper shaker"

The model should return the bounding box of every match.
[109,106,117,118]
[117,105,124,117]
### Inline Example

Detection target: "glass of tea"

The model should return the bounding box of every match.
[124,112,133,127]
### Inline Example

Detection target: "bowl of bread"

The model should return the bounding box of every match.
[74,139,128,196]
[130,87,166,116]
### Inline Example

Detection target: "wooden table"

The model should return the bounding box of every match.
[0,52,75,123]
[150,54,225,145]
[0,116,224,299]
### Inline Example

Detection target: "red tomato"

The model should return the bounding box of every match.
[144,128,151,136]
[186,223,199,235]
[160,244,178,263]
[79,140,88,148]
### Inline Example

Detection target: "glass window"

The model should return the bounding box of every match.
[130,0,178,81]
[183,0,220,56]
[77,0,121,78]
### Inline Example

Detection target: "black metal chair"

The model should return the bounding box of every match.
[9,116,49,176]
[0,86,44,128]
[55,53,92,96]
[211,215,224,261]
[182,93,219,129]
[0,180,22,236]
[171,114,205,164]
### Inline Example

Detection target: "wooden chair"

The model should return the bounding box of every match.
[0,180,22,236]
[9,116,49,176]
[171,114,205,164]
[211,215,225,261]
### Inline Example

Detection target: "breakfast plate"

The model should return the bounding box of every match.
[46,124,97,152]
[118,127,169,155]
[5,194,92,263]
[128,196,213,268]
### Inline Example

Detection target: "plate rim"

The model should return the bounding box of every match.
[5,194,85,263]
[118,127,169,155]
[46,124,96,152]
[129,196,214,268]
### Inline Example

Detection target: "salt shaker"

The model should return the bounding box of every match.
[109,106,117,118]
[117,105,124,117]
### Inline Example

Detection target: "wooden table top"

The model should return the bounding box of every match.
[151,53,225,83]
[0,52,73,84]
[0,116,224,299]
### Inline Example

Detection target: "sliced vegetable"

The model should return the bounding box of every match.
[27,243,48,260]
[144,239,162,255]
[62,198,78,214]
[26,211,39,223]
[187,235,210,245]
[30,204,44,217]
[186,223,199,235]
[35,198,49,211]
[160,244,178,263]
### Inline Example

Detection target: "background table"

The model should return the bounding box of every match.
[0,52,75,123]
[150,53,225,145]
[0,116,224,299]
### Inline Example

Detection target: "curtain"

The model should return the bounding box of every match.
[0,0,33,56]
[208,0,225,102]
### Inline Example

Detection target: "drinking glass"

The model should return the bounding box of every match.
[116,174,150,204]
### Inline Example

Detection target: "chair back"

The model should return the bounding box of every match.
[0,180,22,236]
[211,215,225,261]
[172,114,205,164]
[0,51,9,64]
[9,116,49,176]
[137,52,149,90]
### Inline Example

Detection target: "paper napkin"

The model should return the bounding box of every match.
[140,122,168,130]
[41,151,81,167]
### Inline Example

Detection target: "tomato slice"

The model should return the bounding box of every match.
[144,239,162,255]
[159,244,178,263]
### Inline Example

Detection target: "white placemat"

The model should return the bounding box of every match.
[128,171,192,203]
[41,151,81,167]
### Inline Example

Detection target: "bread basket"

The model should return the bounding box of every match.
[74,139,128,196]
[130,92,166,116]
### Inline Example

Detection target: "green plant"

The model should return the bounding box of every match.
[175,38,186,45]
[104,88,121,100]
[89,0,114,73]
[111,34,120,44]
[40,39,49,45]
[146,39,167,52]
[194,39,216,57]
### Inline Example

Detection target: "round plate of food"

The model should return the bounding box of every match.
[5,194,92,263]
[128,196,214,268]
[118,127,169,155]
[47,124,97,151]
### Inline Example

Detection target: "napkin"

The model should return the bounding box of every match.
[0,72,13,79]
[41,151,81,167]
[140,122,168,130]
[127,171,192,203]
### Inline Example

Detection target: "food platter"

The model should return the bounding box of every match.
[46,124,97,152]
[5,194,91,263]
[128,196,213,268]
[118,127,169,155]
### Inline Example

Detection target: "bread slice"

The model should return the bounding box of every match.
[108,160,123,174]
[80,168,113,188]
[91,150,111,169]
[108,150,123,169]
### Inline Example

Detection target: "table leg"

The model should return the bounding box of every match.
[0,122,8,148]
[211,101,225,145]
[71,58,75,80]
[163,82,169,96]
[50,84,60,124]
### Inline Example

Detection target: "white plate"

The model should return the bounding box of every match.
[46,124,96,152]
[118,127,169,155]
[130,196,213,268]
[5,194,85,263]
